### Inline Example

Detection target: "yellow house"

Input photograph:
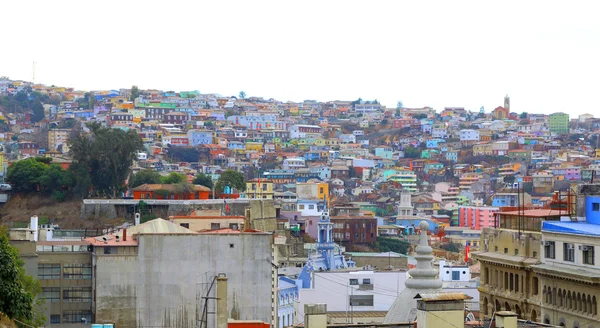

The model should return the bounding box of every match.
[246,179,274,199]
[245,141,263,152]
[313,138,327,146]
[473,143,493,156]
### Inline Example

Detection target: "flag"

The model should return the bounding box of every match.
[224,200,229,213]
[465,241,470,263]
[257,177,261,187]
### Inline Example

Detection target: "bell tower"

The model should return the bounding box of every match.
[504,94,510,112]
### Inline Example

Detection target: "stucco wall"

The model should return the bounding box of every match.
[94,233,274,328]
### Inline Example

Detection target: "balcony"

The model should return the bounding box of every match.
[358,284,374,291]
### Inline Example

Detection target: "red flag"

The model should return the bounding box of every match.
[224,200,229,212]
[257,177,261,187]
[465,241,470,263]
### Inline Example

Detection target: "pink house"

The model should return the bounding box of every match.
[458,206,500,230]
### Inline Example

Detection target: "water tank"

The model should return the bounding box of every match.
[103,325,114,328]
[91,325,103,328]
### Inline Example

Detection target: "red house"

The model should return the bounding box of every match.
[163,112,189,125]
[133,184,211,200]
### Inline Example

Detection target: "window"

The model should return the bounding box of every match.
[50,315,60,324]
[180,223,190,228]
[349,295,374,306]
[63,264,92,279]
[593,202,600,211]
[41,287,60,302]
[252,184,256,191]
[38,264,61,279]
[563,243,575,262]
[299,205,305,210]
[263,183,268,191]
[63,287,92,302]
[349,279,359,285]
[62,311,92,324]
[211,223,221,230]
[320,187,324,194]
[583,245,595,265]
[229,223,239,230]
[544,241,555,259]
[362,278,371,285]
[514,249,519,256]
[504,248,508,254]
[104,247,116,255]
[452,271,460,280]
[309,205,315,210]
[494,246,498,252]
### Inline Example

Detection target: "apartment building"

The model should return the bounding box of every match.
[457,206,500,230]
[48,129,71,154]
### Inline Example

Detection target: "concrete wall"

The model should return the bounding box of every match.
[351,256,408,270]
[94,233,274,328]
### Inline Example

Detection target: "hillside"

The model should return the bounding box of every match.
[0,193,120,229]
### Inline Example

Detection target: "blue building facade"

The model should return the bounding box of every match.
[187,130,213,146]
[278,276,298,328]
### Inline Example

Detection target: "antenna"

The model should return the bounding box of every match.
[32,61,36,83]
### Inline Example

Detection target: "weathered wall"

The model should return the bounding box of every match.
[94,233,274,328]
[248,200,277,232]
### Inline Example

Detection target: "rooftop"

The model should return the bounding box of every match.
[542,221,600,236]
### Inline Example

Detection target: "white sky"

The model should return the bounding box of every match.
[2,0,599,116]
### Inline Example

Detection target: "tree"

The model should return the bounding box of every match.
[30,101,45,123]
[167,146,199,163]
[0,227,35,322]
[130,169,162,188]
[412,113,427,120]
[403,146,422,159]
[6,158,48,192]
[239,91,246,99]
[160,172,186,184]
[215,170,246,192]
[193,173,213,189]
[130,85,140,102]
[519,112,528,119]
[39,164,72,201]
[69,122,143,198]
[395,108,401,117]
[375,237,410,254]
[396,100,403,109]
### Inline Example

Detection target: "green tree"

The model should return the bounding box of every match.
[412,113,427,120]
[503,175,516,185]
[130,169,162,188]
[0,227,35,322]
[238,91,246,99]
[403,146,422,159]
[160,172,186,184]
[130,85,140,102]
[375,237,410,254]
[193,172,213,189]
[6,158,48,192]
[519,112,528,119]
[215,170,246,192]
[397,100,403,109]
[69,122,143,198]
[30,101,45,123]
[167,146,199,163]
[39,164,73,201]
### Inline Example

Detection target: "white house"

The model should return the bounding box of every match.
[297,199,323,217]
[283,157,306,170]
[297,270,407,324]
[340,134,357,144]
[353,130,365,136]
[459,129,480,142]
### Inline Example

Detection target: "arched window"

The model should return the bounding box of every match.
[583,294,587,313]
[553,288,557,306]
[483,297,489,316]
[505,302,512,312]
[567,291,572,310]
[558,289,563,307]
[531,309,537,322]
[587,295,592,315]
[593,296,597,316]
[578,293,582,312]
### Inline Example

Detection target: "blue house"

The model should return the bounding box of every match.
[304,151,321,161]
[227,141,245,152]
[426,139,446,149]
[278,276,298,328]
[375,146,393,159]
[187,130,213,146]
[445,150,458,162]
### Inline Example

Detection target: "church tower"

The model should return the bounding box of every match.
[504,94,510,112]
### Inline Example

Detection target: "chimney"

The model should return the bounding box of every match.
[135,213,141,226]
[123,228,127,242]
[216,273,228,328]
[495,311,517,328]
[304,304,327,328]
[30,216,39,242]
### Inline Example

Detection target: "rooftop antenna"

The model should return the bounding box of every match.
[32,61,36,83]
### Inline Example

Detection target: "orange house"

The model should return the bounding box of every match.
[133,184,211,200]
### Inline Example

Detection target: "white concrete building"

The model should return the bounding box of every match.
[459,129,480,142]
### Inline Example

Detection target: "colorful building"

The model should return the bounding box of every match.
[458,206,500,230]
[133,184,211,200]
[548,112,569,134]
